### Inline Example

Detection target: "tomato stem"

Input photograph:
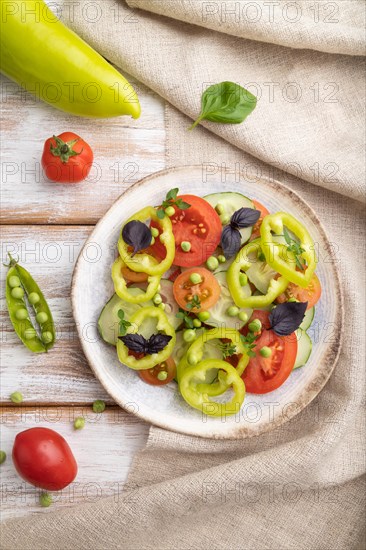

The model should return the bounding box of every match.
[50,135,82,164]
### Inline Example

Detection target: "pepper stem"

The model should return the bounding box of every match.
[3,253,18,268]
[50,135,83,164]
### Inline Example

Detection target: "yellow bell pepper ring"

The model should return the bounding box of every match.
[117,307,176,370]
[0,0,140,119]
[260,212,316,288]
[111,257,160,304]
[179,359,245,417]
[118,207,175,276]
[227,242,296,308]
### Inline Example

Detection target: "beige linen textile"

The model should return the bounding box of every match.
[1,1,365,548]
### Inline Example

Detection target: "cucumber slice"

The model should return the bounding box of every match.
[205,271,253,329]
[238,238,277,294]
[299,307,315,331]
[204,192,254,245]
[294,329,312,369]
[98,291,143,346]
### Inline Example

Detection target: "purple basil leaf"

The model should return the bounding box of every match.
[118,334,148,354]
[147,334,172,354]
[269,302,308,336]
[221,225,241,258]
[122,221,152,256]
[231,207,261,229]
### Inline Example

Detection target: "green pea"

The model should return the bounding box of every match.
[36,312,48,324]
[28,292,40,305]
[39,492,52,508]
[248,319,262,333]
[183,329,196,343]
[189,273,202,285]
[42,331,53,344]
[227,306,239,317]
[74,417,85,430]
[158,303,166,311]
[0,451,6,465]
[165,206,175,217]
[92,400,106,413]
[193,319,201,328]
[15,308,28,320]
[221,215,230,225]
[239,273,248,286]
[187,351,200,365]
[9,276,21,288]
[197,311,210,322]
[218,255,226,264]
[206,256,219,271]
[10,391,23,404]
[11,287,24,299]
[151,227,159,238]
[259,346,272,358]
[238,311,248,323]
[153,293,162,305]
[181,241,191,252]
[24,328,37,340]
[157,370,168,381]
[215,203,224,215]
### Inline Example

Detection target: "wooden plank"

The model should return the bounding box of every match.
[0,406,149,520]
[0,73,166,225]
[1,225,116,404]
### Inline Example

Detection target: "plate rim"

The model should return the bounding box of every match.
[71,165,344,439]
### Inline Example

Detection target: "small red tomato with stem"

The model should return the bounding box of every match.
[12,427,78,490]
[42,132,93,183]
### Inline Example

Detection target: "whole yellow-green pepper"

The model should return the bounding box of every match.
[0,0,140,118]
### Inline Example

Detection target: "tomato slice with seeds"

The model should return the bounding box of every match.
[276,273,321,310]
[151,195,222,267]
[240,310,297,394]
[139,357,176,386]
[250,200,270,240]
[173,267,220,312]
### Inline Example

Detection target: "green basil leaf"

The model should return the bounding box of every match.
[166,188,179,201]
[190,81,257,130]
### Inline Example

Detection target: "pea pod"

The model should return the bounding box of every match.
[5,255,55,353]
[0,0,140,119]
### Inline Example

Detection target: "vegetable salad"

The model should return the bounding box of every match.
[98,189,321,417]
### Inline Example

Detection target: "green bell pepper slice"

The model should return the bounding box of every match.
[118,206,175,276]
[260,212,316,288]
[227,241,296,308]
[177,327,249,396]
[111,257,160,304]
[179,359,245,417]
[117,307,176,370]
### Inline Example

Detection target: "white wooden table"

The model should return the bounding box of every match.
[0,73,166,519]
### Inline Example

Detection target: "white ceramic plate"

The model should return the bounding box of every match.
[72,166,343,439]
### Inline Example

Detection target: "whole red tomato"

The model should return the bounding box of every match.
[42,132,93,183]
[12,427,78,490]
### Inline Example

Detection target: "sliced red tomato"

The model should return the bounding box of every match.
[151,195,222,267]
[173,267,220,312]
[240,310,297,394]
[139,357,176,386]
[276,273,321,310]
[250,200,270,240]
